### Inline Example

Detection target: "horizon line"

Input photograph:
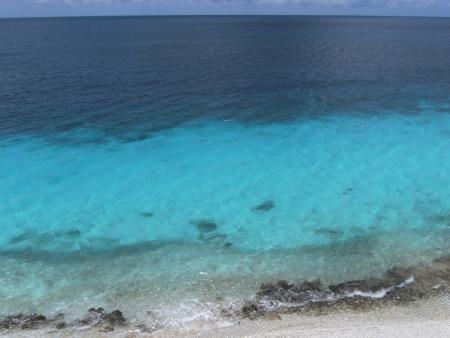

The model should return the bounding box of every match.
[1,13,450,20]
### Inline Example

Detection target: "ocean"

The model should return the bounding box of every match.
[0,15,450,331]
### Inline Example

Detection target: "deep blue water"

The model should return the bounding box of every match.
[0,16,450,329]
[2,16,450,139]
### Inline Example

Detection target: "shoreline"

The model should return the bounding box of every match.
[1,255,449,337]
[1,295,449,337]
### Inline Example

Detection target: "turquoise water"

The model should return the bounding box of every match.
[1,16,450,330]
[3,109,450,253]
[1,105,450,327]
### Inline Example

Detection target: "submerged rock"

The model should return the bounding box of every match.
[104,310,126,327]
[191,219,218,232]
[251,200,275,212]
[140,212,154,218]
[192,219,229,246]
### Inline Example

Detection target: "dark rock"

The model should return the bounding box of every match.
[191,219,218,232]
[223,242,233,247]
[0,314,47,330]
[257,279,323,305]
[251,200,275,212]
[240,259,438,318]
[258,282,283,296]
[298,279,322,291]
[78,308,125,327]
[277,280,292,290]
[242,303,261,318]
[104,310,126,327]
[19,315,47,330]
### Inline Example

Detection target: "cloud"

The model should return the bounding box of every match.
[30,0,149,4]
[212,0,446,6]
[30,0,449,7]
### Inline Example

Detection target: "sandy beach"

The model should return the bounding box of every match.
[1,295,449,338]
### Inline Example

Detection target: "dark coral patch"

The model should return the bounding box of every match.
[191,219,218,232]
[251,200,275,212]
[140,212,154,218]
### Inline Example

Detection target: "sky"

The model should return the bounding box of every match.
[1,0,450,18]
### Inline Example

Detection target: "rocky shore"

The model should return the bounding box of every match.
[1,255,449,336]
[239,255,450,319]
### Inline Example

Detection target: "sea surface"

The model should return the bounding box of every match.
[0,16,450,330]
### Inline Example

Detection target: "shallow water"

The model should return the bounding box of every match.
[1,16,450,330]
[1,110,450,327]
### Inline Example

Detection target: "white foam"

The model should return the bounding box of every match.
[346,276,415,299]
